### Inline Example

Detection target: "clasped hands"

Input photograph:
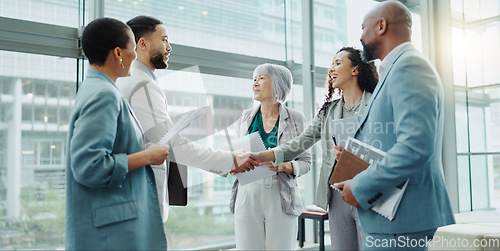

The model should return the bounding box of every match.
[229,150,293,175]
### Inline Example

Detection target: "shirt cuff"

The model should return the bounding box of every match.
[291,160,299,177]
[111,153,129,188]
[272,147,284,166]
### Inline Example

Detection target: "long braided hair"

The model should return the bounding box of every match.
[317,47,378,115]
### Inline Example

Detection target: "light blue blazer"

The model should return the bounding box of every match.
[65,69,166,250]
[352,43,455,234]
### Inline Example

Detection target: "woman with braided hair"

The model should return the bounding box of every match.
[246,47,378,250]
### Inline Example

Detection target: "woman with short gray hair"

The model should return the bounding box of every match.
[245,47,379,250]
[229,63,312,250]
[252,63,292,104]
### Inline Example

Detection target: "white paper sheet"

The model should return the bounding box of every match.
[370,180,409,221]
[158,108,206,146]
[345,137,409,221]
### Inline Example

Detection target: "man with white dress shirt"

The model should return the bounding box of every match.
[116,16,256,222]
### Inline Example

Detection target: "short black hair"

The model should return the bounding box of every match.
[126,16,163,44]
[81,17,131,66]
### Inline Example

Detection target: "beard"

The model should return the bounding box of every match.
[361,40,377,63]
[150,49,167,69]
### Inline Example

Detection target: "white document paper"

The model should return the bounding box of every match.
[370,180,409,221]
[158,108,206,146]
[345,137,409,221]
[222,132,276,186]
[332,116,362,147]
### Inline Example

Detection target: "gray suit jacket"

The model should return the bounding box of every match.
[352,43,455,234]
[274,91,371,210]
[229,103,312,216]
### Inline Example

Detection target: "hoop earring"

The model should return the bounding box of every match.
[120,57,124,68]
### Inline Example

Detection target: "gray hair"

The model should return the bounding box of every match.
[253,63,293,104]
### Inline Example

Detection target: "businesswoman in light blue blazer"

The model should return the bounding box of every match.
[230,63,312,250]
[65,18,169,250]
[246,47,378,250]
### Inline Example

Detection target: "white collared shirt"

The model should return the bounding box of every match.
[135,60,158,82]
[378,42,411,78]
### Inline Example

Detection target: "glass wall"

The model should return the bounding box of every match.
[0,0,79,26]
[105,0,288,60]
[0,50,76,249]
[451,0,500,212]
[0,0,424,249]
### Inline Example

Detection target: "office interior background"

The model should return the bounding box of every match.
[0,0,499,249]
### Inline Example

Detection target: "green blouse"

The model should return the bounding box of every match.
[247,109,279,149]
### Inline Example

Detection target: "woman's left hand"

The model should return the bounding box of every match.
[265,162,294,175]
[333,145,344,161]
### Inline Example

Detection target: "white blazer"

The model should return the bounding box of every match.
[116,61,234,220]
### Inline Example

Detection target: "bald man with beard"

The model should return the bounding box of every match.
[334,1,455,250]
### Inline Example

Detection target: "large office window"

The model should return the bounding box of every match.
[1,0,430,250]
[106,0,288,60]
[0,50,76,248]
[451,0,500,211]
[0,0,79,26]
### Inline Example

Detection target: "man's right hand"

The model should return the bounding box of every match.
[238,150,275,164]
[230,149,258,175]
[333,145,344,161]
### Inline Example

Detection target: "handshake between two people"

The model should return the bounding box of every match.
[229,149,294,176]
[143,143,294,177]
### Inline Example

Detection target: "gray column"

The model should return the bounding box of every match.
[301,0,317,206]
[301,0,318,244]
[6,79,22,219]
[420,0,459,213]
[88,0,105,21]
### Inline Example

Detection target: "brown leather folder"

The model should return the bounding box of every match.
[328,149,370,185]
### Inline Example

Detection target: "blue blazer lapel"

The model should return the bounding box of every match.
[355,67,390,132]
[355,45,415,134]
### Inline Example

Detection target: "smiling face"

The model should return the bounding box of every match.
[148,24,172,69]
[326,50,357,91]
[252,74,273,102]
